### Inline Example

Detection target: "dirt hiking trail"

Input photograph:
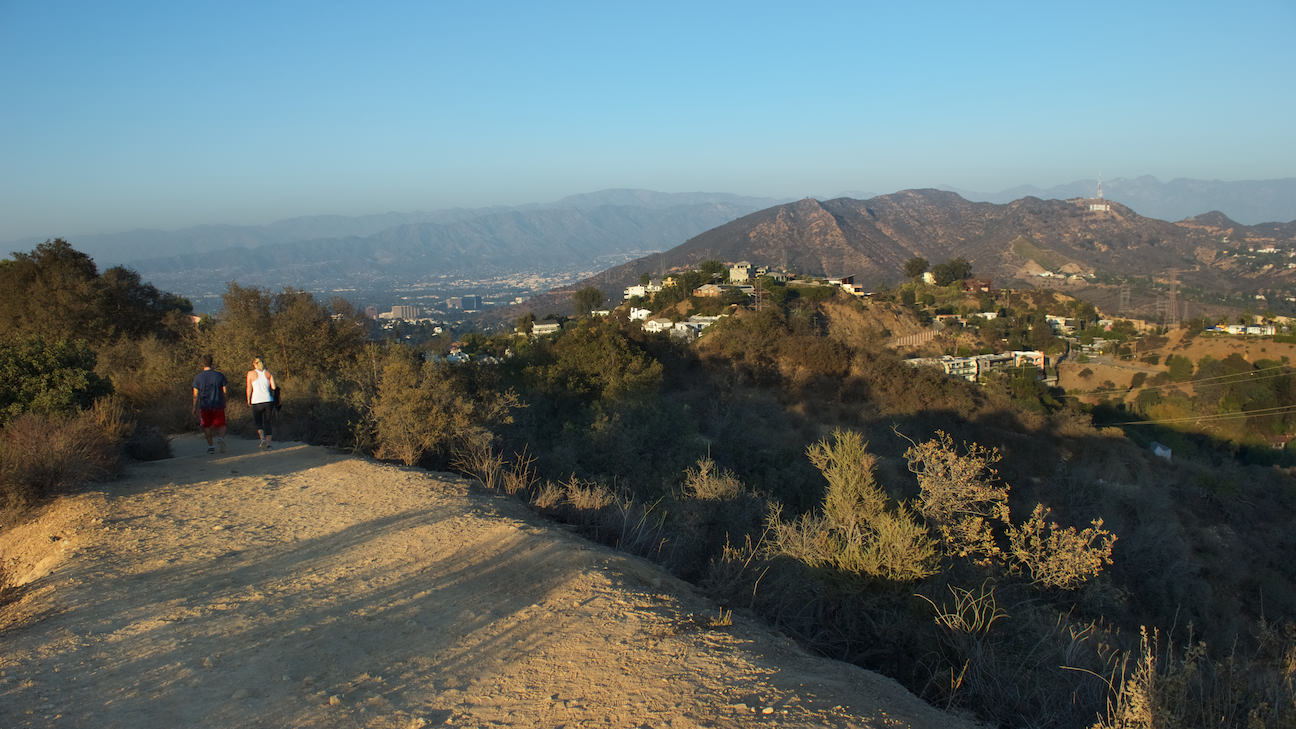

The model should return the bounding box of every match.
[0,435,975,729]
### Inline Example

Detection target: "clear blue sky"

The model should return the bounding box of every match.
[2,0,1293,242]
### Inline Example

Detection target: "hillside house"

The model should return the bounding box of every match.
[623,283,662,300]
[729,261,753,283]
[1046,315,1078,334]
[693,283,726,298]
[643,318,674,334]
[823,275,867,297]
[1078,338,1114,356]
[672,315,726,339]
[905,349,1046,383]
[531,322,561,337]
[1013,350,1046,370]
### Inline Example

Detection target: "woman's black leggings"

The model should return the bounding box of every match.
[252,402,273,436]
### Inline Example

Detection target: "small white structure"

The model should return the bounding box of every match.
[729,261,753,283]
[623,283,662,300]
[643,318,674,334]
[531,322,561,336]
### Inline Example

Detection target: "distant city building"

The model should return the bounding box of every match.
[447,295,482,311]
[364,305,379,319]
[384,305,421,320]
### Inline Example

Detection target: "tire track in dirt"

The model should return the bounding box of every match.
[0,435,977,729]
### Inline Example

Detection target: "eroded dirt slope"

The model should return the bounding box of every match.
[0,436,975,729]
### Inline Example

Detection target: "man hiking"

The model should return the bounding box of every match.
[192,354,228,455]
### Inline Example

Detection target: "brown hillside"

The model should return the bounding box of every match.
[1060,329,1296,395]
[563,191,1296,319]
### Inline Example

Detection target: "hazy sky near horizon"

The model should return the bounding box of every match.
[2,0,1293,242]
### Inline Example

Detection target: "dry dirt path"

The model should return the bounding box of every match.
[0,435,975,729]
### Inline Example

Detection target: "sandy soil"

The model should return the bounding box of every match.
[0,435,976,729]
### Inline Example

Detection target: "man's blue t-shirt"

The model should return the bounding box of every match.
[192,369,227,409]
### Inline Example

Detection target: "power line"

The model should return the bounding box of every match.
[1069,364,1295,398]
[1109,403,1296,427]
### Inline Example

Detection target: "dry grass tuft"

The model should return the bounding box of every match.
[0,406,124,526]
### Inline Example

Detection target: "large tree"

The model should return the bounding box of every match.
[930,257,973,287]
[572,286,605,317]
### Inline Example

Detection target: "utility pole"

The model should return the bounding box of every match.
[1166,271,1180,329]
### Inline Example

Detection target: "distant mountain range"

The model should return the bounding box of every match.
[5,178,1293,312]
[535,189,1296,321]
[49,191,784,299]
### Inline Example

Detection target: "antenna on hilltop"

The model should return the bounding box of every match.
[1088,174,1111,213]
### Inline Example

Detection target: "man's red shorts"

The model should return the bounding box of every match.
[199,408,226,429]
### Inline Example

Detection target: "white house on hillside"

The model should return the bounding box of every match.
[729,261,753,283]
[643,318,674,334]
[623,283,663,300]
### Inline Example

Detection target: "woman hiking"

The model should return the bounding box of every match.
[246,356,277,450]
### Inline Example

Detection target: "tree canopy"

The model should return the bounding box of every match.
[0,239,191,344]
[903,256,929,279]
[930,257,973,287]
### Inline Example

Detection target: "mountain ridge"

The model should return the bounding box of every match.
[952,175,1296,225]
[525,189,1296,320]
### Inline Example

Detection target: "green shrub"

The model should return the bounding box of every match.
[767,429,938,581]
[0,337,111,425]
[372,351,517,466]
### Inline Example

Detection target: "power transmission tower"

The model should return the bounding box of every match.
[1166,271,1180,329]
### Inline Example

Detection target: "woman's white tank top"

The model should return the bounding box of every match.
[251,369,274,404]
